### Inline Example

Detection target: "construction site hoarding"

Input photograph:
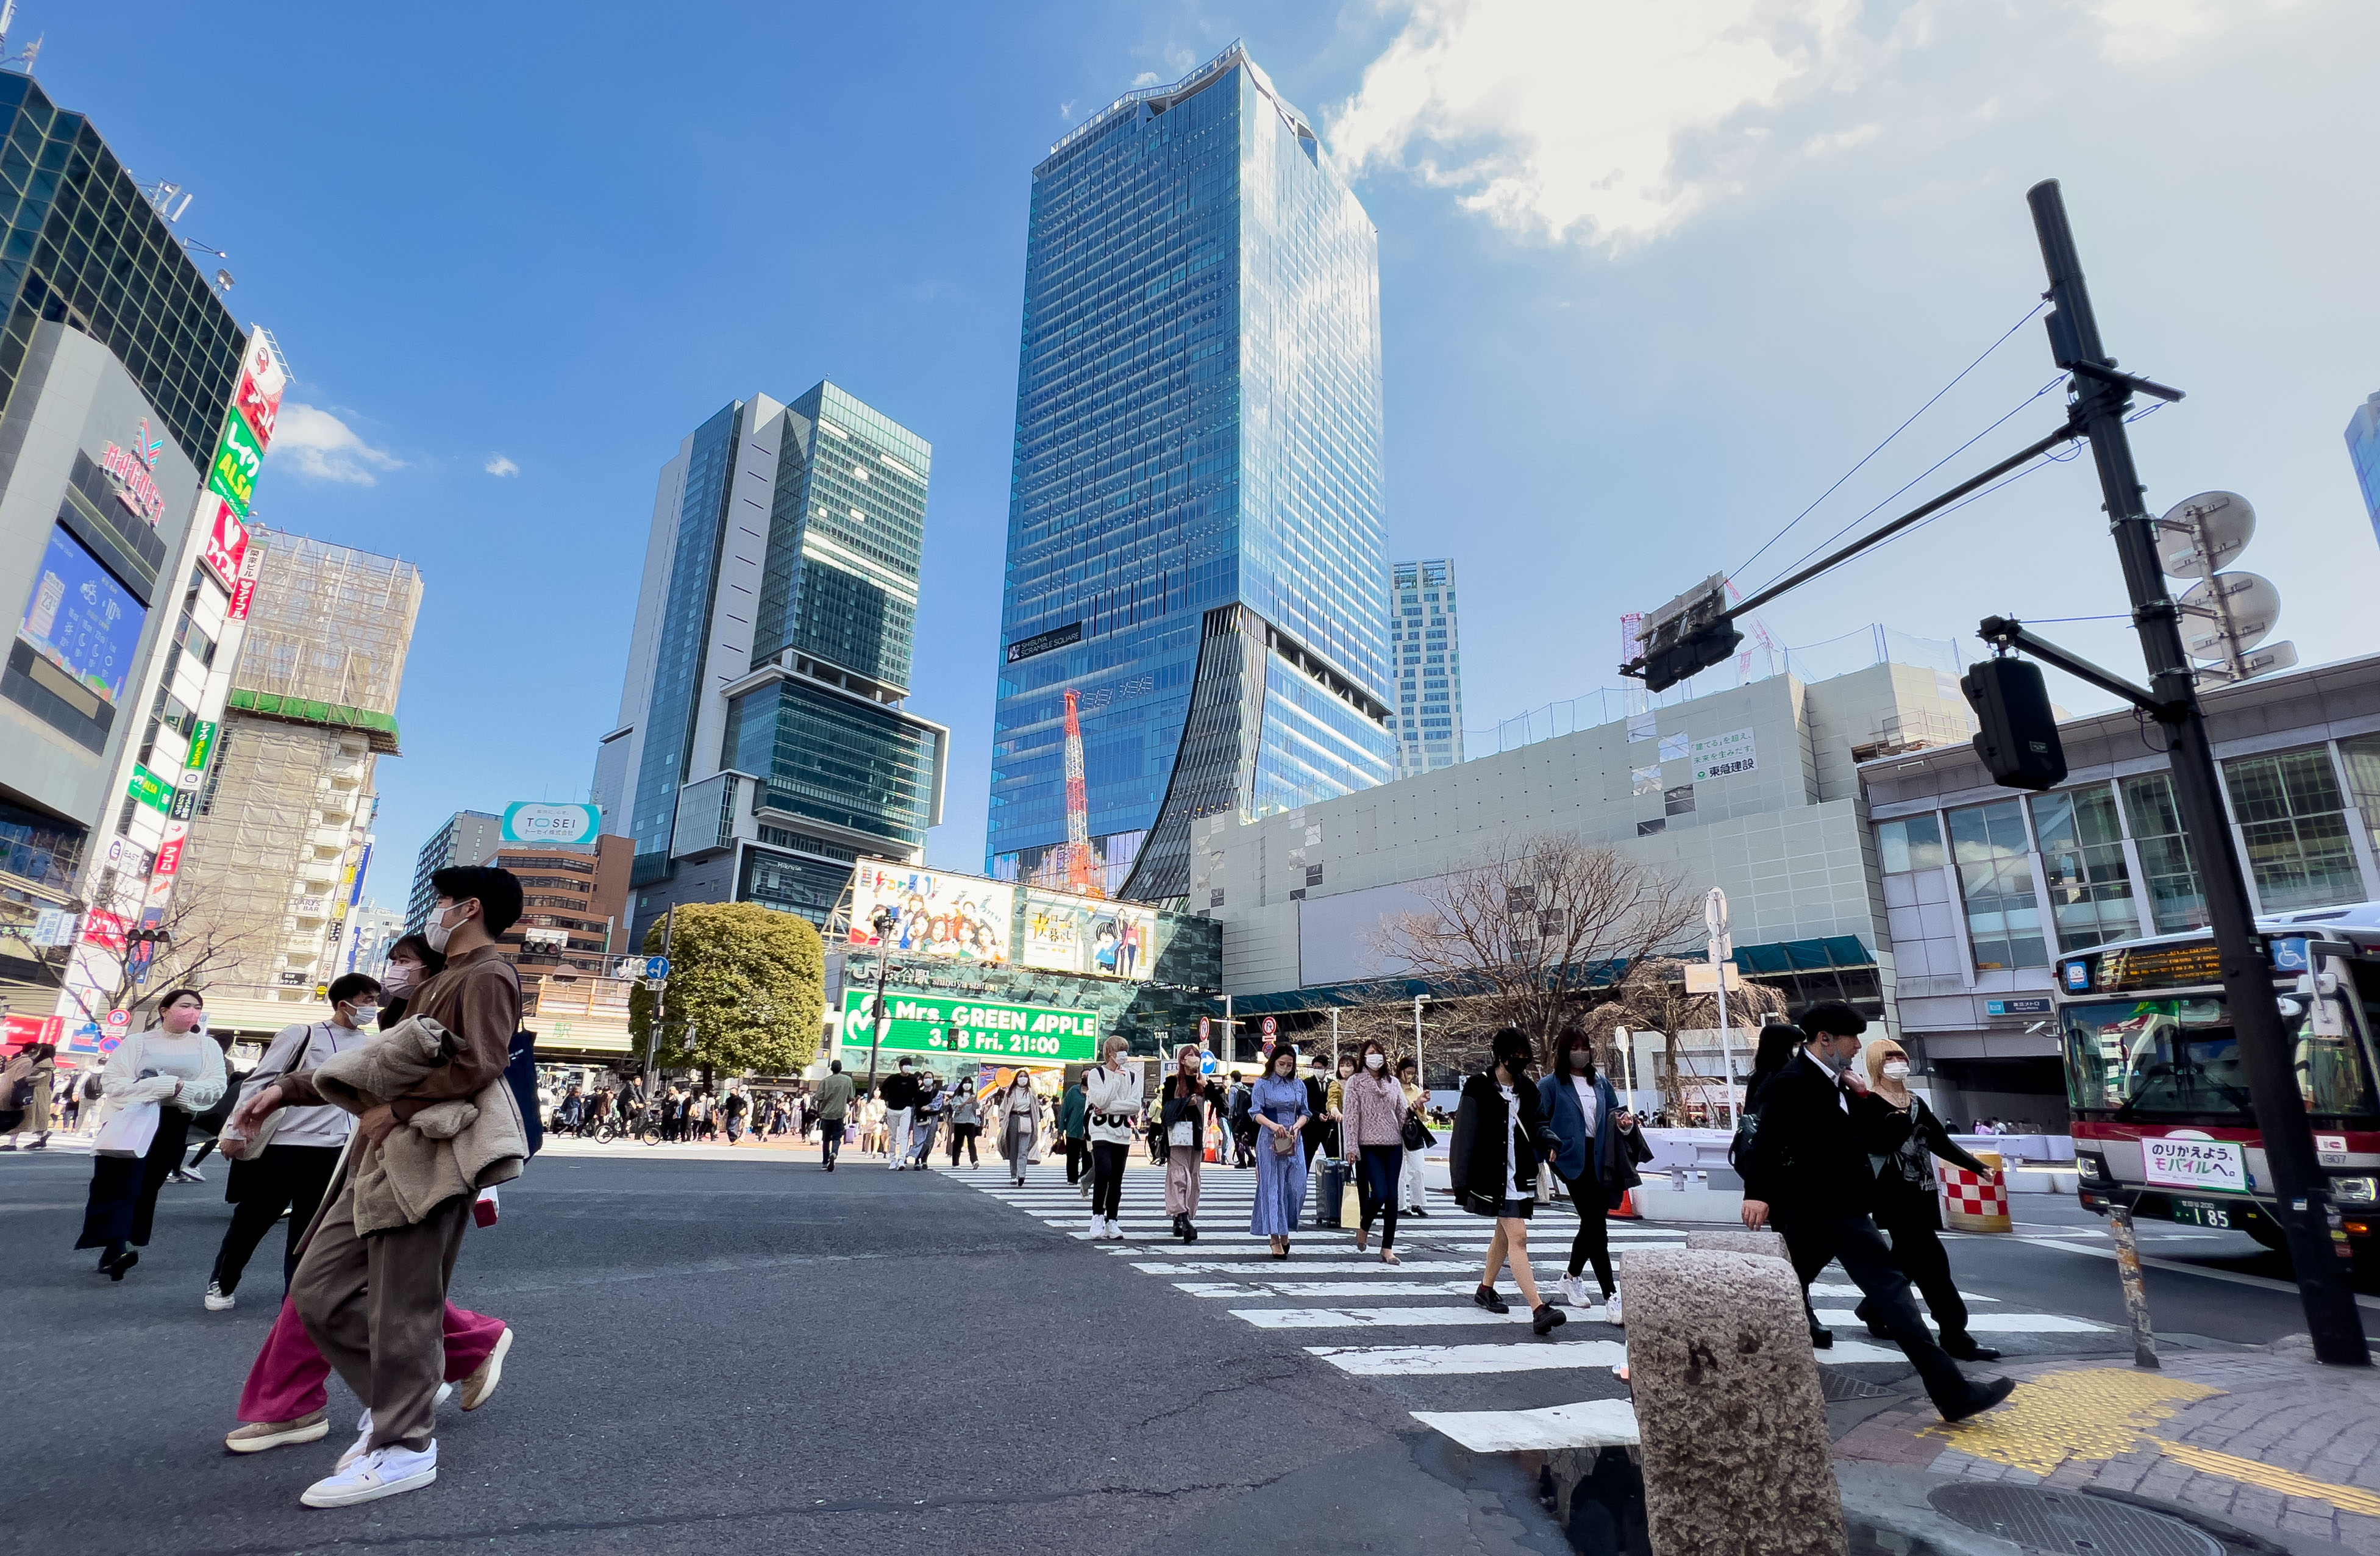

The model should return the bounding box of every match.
[1019,890,1156,979]
[846,858,1012,963]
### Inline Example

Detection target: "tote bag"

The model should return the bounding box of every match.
[93,1097,160,1158]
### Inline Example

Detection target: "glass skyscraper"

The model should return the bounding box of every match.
[594,381,945,941]
[2348,391,2380,544]
[987,43,1395,904]
[1389,559,1464,776]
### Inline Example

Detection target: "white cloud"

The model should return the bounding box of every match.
[1132,71,1163,87]
[274,403,404,486]
[1330,0,2302,251]
[484,454,519,477]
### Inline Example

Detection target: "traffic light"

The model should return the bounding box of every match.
[1962,656,2067,791]
[1643,623,1744,694]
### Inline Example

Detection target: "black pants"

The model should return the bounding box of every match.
[820,1118,844,1166]
[1558,1171,1615,1294]
[947,1124,978,1165]
[77,1108,191,1251]
[210,1143,341,1294]
[1357,1144,1403,1249]
[1875,1204,1971,1345]
[1777,1210,1974,1411]
[1065,1137,1089,1185]
[1090,1140,1128,1219]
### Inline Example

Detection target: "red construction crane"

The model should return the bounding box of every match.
[1061,689,1102,897]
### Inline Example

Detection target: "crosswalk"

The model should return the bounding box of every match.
[952,1160,2106,1454]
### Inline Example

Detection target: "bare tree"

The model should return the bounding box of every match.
[1591,957,1789,1119]
[4,880,263,1031]
[1369,834,1701,1068]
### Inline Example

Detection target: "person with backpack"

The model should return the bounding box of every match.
[1226,1072,1255,1168]
[1738,1002,2013,1424]
[1058,1071,1090,1196]
[204,974,387,1313]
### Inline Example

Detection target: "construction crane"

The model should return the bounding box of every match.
[1061,689,1103,898]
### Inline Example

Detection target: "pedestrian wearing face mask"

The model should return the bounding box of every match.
[1339,1039,1409,1263]
[1859,1038,2003,1362]
[374,935,447,1030]
[1539,1026,1652,1318]
[205,974,390,1312]
[1739,1002,2012,1424]
[1160,1045,1224,1241]
[1450,1029,1566,1335]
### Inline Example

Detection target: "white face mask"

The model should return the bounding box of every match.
[1365,1054,1385,1071]
[425,902,471,954]
[381,965,418,996]
[344,1004,380,1029]
[1881,1060,1911,1080]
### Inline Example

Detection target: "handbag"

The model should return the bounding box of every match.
[229,1024,326,1162]
[1269,1125,1297,1157]
[1401,1115,1433,1151]
[94,1097,160,1158]
[1169,1120,1195,1147]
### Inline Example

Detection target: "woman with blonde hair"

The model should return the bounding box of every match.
[1861,1036,2001,1362]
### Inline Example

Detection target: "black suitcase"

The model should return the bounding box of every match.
[1313,1157,1348,1228]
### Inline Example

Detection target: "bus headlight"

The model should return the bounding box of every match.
[2077,1154,2109,1183]
[2334,1176,2378,1204]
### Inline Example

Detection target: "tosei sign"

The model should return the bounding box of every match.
[501,801,600,846]
[839,988,1099,1063]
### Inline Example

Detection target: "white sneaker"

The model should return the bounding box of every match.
[1085,1213,1103,1238]
[1604,1288,1625,1327]
[1106,1219,1125,1240]
[346,1384,455,1465]
[204,1282,235,1312]
[1561,1275,1589,1308]
[302,1441,438,1508]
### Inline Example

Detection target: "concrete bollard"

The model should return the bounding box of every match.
[1684,1228,1789,1262]
[1618,1247,1847,1556]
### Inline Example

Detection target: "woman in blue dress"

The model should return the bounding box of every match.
[1248,1043,1313,1258]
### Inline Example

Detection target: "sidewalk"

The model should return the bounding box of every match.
[1833,1338,2380,1554]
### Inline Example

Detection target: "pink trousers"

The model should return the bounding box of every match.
[238,1293,508,1424]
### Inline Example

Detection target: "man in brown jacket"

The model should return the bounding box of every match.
[229,865,524,1508]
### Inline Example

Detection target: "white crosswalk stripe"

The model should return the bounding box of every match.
[952,1162,2097,1457]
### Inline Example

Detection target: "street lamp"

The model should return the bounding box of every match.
[864,905,897,1097]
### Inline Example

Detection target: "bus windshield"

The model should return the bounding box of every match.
[2062,993,2378,1119]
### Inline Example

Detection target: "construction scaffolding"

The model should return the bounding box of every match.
[172,530,422,1004]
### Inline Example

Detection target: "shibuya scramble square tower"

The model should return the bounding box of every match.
[986,43,1398,904]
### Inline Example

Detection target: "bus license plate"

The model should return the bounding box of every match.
[2171,1200,2232,1229]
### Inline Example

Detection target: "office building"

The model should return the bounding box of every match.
[0,70,268,1030]
[986,43,1395,904]
[1862,648,2380,1126]
[1389,559,1464,776]
[2348,391,2380,538]
[175,530,420,1012]
[404,809,502,932]
[594,382,946,943]
[341,899,406,979]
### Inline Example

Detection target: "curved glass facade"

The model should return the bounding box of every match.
[988,46,1394,902]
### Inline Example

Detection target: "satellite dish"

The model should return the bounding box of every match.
[2178,571,2279,659]
[2156,491,2254,578]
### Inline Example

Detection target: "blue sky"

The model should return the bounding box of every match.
[42,1,2379,898]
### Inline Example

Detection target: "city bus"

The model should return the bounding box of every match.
[2052,902,2380,1266]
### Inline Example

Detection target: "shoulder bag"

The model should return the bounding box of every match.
[227,1024,324,1162]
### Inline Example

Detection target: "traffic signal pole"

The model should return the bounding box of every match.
[2028,179,2367,1365]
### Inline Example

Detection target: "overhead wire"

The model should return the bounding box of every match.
[1729,301,2049,584]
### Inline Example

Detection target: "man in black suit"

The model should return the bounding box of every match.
[1740,1002,2014,1422]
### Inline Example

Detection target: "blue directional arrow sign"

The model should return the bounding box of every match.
[644,956,671,980]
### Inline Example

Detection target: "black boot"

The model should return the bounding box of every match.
[1942,1336,2003,1362]
[1182,1218,1197,1243]
[1809,1324,1834,1349]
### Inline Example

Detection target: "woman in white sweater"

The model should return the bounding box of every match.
[1081,1037,1142,1240]
[77,987,225,1280]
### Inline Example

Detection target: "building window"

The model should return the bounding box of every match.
[2223,748,2364,913]
[2029,785,2137,952]
[2331,735,2380,871]
[1876,813,1944,873]
[2117,773,2204,933]
[1947,798,2044,970]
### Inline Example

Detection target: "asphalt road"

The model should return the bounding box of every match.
[1,1146,1572,1556]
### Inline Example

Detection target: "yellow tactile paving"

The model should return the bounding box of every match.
[1916,1367,2380,1518]
[1920,1368,2222,1476]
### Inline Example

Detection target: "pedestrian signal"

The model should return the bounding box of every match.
[1962,657,2066,791]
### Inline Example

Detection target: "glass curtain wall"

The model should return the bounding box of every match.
[1947,799,2045,969]
[2117,773,2205,933]
[2222,749,2362,913]
[2029,785,2139,951]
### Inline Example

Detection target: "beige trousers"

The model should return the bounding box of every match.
[291,1182,470,1452]
[1165,1149,1202,1216]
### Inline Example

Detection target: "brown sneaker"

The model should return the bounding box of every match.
[458,1325,512,1410]
[224,1411,329,1453]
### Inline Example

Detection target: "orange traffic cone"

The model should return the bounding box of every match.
[1613,1188,1641,1220]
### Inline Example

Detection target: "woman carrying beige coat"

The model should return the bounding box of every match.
[1,1040,56,1148]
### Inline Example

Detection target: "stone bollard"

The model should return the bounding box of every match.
[1618,1247,1847,1556]
[1684,1228,1789,1262]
